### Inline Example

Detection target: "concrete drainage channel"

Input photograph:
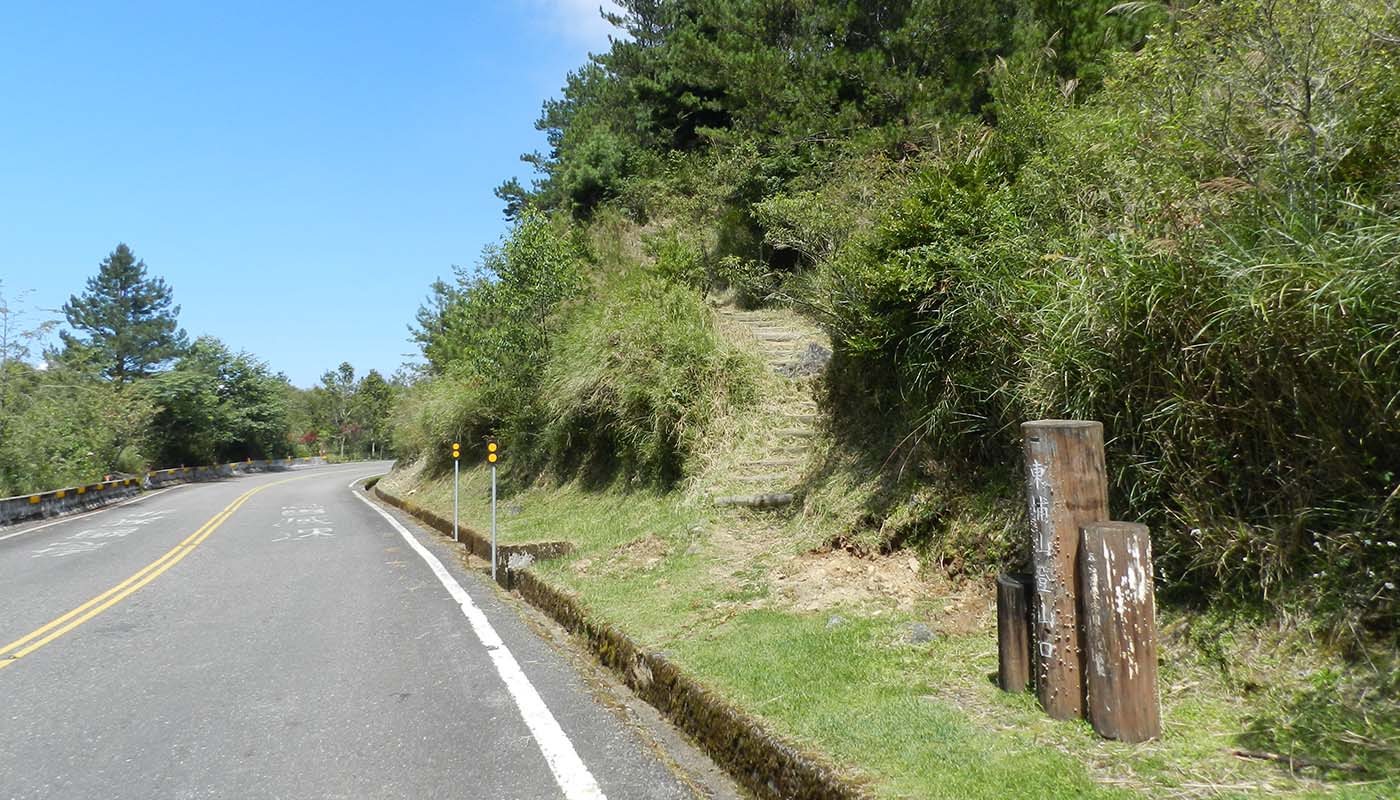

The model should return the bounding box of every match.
[0,457,329,529]
[371,481,869,800]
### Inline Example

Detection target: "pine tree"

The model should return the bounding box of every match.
[61,243,188,382]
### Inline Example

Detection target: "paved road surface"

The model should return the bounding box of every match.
[0,463,708,799]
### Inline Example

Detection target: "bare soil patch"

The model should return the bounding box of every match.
[581,534,670,576]
[771,549,927,614]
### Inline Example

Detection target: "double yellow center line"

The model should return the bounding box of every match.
[0,474,310,672]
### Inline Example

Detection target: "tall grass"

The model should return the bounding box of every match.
[392,212,758,490]
[389,371,501,473]
[542,274,757,486]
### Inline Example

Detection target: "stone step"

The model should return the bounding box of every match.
[770,345,831,376]
[732,474,789,484]
[714,493,794,509]
[773,445,811,456]
[750,330,806,343]
[774,428,815,438]
[781,413,818,424]
[740,459,802,469]
[752,332,817,342]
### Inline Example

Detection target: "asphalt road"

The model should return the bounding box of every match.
[0,463,705,799]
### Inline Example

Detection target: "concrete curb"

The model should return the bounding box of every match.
[373,485,573,580]
[0,457,329,528]
[373,482,870,800]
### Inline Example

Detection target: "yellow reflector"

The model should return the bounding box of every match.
[29,495,40,504]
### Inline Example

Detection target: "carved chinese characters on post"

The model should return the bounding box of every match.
[1022,420,1108,721]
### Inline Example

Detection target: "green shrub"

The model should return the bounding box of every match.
[114,445,145,475]
[0,378,150,494]
[793,1,1400,621]
[643,227,709,290]
[390,373,503,473]
[541,276,757,487]
[399,210,587,475]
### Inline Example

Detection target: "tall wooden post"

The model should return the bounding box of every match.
[996,573,1035,692]
[1080,521,1161,743]
[1021,420,1108,720]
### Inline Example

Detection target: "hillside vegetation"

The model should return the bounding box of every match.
[400,0,1399,630]
[380,3,1400,791]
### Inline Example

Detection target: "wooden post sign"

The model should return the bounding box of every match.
[1080,521,1162,742]
[1021,420,1109,721]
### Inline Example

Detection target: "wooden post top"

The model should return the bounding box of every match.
[1082,520,1149,535]
[1022,420,1104,432]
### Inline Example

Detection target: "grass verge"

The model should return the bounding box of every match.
[379,458,1397,799]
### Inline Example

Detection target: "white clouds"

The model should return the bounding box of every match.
[518,0,625,48]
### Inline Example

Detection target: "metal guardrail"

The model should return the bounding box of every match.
[0,457,328,527]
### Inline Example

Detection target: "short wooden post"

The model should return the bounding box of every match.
[996,573,1035,692]
[1022,420,1108,720]
[1080,521,1161,743]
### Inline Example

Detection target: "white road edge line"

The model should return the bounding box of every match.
[345,474,385,490]
[349,482,607,800]
[0,485,183,543]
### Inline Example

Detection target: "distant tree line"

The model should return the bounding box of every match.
[0,244,401,496]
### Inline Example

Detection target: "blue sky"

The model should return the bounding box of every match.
[0,0,621,386]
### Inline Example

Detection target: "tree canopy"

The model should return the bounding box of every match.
[60,243,188,382]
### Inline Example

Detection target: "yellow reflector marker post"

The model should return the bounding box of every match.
[451,442,461,543]
[488,440,499,580]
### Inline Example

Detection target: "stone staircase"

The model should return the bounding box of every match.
[703,305,831,510]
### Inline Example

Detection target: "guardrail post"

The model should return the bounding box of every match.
[1021,420,1108,720]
